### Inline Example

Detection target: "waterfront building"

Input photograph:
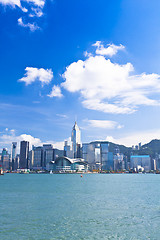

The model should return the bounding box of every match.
[29,149,34,169]
[102,152,114,171]
[155,153,160,170]
[19,141,29,169]
[95,143,101,169]
[114,153,124,171]
[15,154,20,170]
[130,155,151,172]
[124,156,129,170]
[2,148,10,170]
[31,146,43,170]
[151,159,156,171]
[82,143,89,162]
[82,141,113,170]
[76,143,81,158]
[41,144,64,169]
[42,144,53,168]
[82,142,96,169]
[64,140,74,158]
[51,156,88,172]
[114,146,120,155]
[71,121,81,158]
[101,143,110,170]
[11,142,17,170]
[137,165,144,172]
[54,148,64,160]
[45,148,54,167]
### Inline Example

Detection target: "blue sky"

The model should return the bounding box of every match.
[1,0,160,150]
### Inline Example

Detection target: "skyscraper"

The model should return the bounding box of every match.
[11,142,17,170]
[20,141,29,169]
[2,148,10,170]
[71,121,81,158]
[32,146,43,169]
[42,144,53,168]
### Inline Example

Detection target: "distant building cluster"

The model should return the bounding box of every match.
[0,122,159,173]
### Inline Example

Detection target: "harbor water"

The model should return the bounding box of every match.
[0,173,160,239]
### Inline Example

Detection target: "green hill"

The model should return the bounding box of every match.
[109,139,160,159]
[90,139,160,159]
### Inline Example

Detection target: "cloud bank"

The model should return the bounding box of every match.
[59,42,160,114]
[0,130,65,152]
[106,129,160,147]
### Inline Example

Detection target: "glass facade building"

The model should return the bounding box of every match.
[82,141,113,170]
[130,155,151,172]
[2,148,10,170]
[54,157,88,172]
[11,142,17,170]
[71,122,81,158]
[32,146,43,169]
[20,141,29,169]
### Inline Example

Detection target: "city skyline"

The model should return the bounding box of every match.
[1,0,160,150]
[0,120,159,172]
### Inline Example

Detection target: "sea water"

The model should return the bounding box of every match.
[0,173,160,240]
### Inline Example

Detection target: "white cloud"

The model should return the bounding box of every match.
[0,131,65,152]
[61,51,160,114]
[106,129,160,147]
[18,17,40,31]
[19,67,53,85]
[48,85,63,98]
[45,140,64,150]
[25,0,45,7]
[0,0,21,8]
[84,51,93,58]
[0,0,45,10]
[93,41,125,57]
[0,133,42,152]
[29,7,43,17]
[87,119,123,129]
[20,134,42,146]
[0,0,46,30]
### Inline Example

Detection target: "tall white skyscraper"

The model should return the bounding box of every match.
[71,121,81,158]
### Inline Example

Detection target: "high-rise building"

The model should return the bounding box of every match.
[2,148,10,170]
[15,154,20,170]
[43,144,54,168]
[82,143,89,162]
[138,142,141,150]
[82,141,113,170]
[64,140,74,158]
[71,122,81,158]
[11,142,17,170]
[130,155,151,172]
[20,141,29,169]
[114,153,124,171]
[31,146,43,169]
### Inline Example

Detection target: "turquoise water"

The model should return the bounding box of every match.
[0,174,160,240]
